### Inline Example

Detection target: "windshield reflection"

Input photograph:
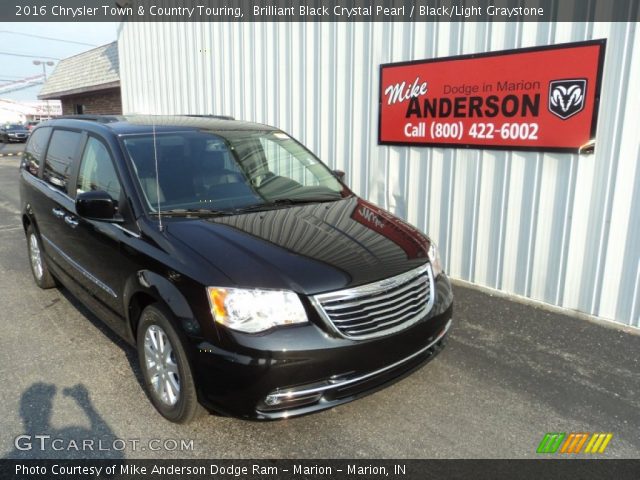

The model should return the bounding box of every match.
[123,130,349,214]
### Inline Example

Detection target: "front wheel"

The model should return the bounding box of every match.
[137,304,202,424]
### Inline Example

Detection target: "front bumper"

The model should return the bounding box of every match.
[193,274,454,419]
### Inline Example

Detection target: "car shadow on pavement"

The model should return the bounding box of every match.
[56,287,146,391]
[5,382,125,460]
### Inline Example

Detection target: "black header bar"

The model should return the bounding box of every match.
[3,459,640,480]
[5,0,640,22]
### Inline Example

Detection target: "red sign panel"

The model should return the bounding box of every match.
[378,40,606,152]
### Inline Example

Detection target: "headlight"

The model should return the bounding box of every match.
[207,287,307,333]
[428,242,443,277]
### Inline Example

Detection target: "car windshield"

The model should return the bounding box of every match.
[122,130,349,214]
[6,124,24,131]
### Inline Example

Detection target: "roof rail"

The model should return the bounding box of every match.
[185,114,235,121]
[58,114,123,124]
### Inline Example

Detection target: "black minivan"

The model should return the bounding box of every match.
[19,115,453,423]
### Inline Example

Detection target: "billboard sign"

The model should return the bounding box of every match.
[378,40,606,152]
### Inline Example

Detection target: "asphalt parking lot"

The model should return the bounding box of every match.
[0,142,25,158]
[0,154,638,459]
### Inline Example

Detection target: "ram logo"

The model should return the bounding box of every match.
[548,79,587,120]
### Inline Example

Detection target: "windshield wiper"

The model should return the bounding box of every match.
[149,208,234,217]
[233,197,342,213]
[149,197,344,217]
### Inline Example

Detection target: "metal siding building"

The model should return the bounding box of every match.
[117,22,640,327]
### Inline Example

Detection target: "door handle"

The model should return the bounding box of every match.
[64,216,79,228]
[52,208,65,219]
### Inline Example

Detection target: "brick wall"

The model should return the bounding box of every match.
[60,88,122,115]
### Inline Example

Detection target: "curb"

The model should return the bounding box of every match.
[0,153,22,157]
[450,277,640,334]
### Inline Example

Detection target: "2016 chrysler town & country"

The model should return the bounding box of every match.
[19,115,453,423]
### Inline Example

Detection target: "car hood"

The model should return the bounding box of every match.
[165,196,431,295]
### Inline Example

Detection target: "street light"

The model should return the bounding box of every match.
[32,60,54,119]
[32,59,54,79]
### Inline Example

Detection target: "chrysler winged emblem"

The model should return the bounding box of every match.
[548,79,587,120]
[379,278,398,289]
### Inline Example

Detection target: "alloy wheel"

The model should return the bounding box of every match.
[143,325,181,406]
[29,234,43,280]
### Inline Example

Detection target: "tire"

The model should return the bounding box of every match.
[137,303,202,424]
[26,225,57,289]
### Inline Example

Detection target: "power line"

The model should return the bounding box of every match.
[0,51,60,60]
[0,83,44,95]
[0,30,97,47]
[0,74,44,89]
[0,81,44,95]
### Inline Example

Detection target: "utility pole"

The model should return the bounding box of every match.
[32,60,54,120]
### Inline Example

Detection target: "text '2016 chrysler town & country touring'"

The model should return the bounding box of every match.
[19,115,453,423]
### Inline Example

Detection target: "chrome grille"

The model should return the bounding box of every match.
[312,264,435,340]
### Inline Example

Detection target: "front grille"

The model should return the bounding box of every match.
[312,264,435,340]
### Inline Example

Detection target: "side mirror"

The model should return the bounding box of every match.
[333,169,346,181]
[76,191,117,220]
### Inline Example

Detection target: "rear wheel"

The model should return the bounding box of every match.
[137,304,202,424]
[26,225,56,289]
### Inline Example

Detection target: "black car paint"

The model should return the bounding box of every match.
[20,116,453,419]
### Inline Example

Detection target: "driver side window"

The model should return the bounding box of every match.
[77,137,122,204]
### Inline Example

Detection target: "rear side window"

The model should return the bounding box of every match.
[77,137,121,203]
[23,127,51,176]
[43,129,83,194]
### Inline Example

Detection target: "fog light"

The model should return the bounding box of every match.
[264,394,282,406]
[261,390,323,412]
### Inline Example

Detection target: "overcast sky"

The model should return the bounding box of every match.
[0,22,118,102]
